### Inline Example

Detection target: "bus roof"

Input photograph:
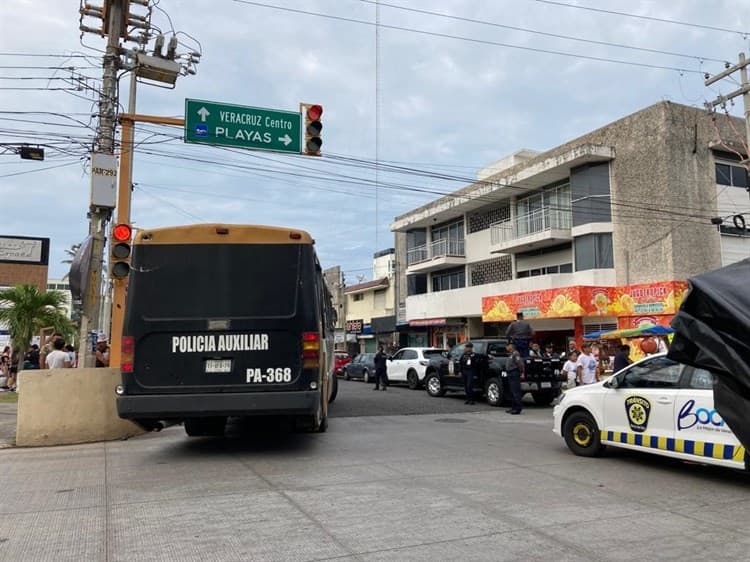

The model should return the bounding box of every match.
[133,224,314,245]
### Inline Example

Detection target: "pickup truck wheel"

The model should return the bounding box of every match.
[425,372,445,397]
[563,411,604,457]
[407,370,420,390]
[184,417,227,437]
[532,390,557,407]
[484,377,503,407]
[363,370,370,383]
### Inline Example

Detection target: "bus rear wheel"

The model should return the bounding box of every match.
[184,417,227,437]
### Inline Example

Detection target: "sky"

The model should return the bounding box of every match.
[1,0,750,282]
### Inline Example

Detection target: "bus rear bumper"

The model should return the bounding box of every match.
[117,390,321,420]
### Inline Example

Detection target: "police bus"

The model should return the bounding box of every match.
[115,224,336,436]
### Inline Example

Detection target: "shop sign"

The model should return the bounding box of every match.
[408,318,447,327]
[346,319,363,334]
[482,281,688,322]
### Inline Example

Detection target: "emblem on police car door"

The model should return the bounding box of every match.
[625,395,651,433]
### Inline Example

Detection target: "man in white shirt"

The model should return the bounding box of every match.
[576,343,598,385]
[45,338,72,369]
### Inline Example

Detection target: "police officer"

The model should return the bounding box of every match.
[505,312,535,358]
[459,342,480,405]
[505,341,525,415]
[373,345,388,391]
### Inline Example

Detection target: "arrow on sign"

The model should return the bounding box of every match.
[197,106,210,122]
[278,134,292,147]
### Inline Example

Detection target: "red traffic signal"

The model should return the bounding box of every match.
[301,103,323,156]
[110,224,133,279]
[113,223,132,242]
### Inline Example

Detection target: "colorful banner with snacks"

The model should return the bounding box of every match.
[481,281,688,322]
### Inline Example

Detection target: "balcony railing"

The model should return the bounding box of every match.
[490,208,571,245]
[407,238,465,265]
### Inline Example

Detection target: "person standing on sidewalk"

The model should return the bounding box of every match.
[45,338,72,369]
[505,312,535,358]
[505,342,525,414]
[373,345,388,391]
[576,343,599,385]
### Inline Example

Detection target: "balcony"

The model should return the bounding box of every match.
[406,238,466,274]
[490,208,572,253]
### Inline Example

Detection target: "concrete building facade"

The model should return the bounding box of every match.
[391,101,749,350]
[344,248,397,354]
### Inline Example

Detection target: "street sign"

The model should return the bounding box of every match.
[184,99,301,154]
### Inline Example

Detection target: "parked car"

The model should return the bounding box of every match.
[342,353,377,382]
[553,353,747,472]
[423,339,564,406]
[387,347,447,389]
[334,352,352,376]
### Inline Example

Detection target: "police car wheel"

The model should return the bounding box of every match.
[407,370,420,390]
[484,377,503,407]
[363,370,370,383]
[563,411,604,457]
[425,373,445,397]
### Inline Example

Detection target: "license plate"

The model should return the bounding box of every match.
[205,359,232,373]
[541,381,551,389]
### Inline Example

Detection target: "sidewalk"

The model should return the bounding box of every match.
[0,393,18,447]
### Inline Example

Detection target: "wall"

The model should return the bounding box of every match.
[0,263,48,291]
[16,368,144,447]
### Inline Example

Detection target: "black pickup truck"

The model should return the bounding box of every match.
[423,339,564,406]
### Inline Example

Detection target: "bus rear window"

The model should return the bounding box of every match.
[130,244,303,319]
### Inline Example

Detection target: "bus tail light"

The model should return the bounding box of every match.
[122,336,134,373]
[302,332,320,368]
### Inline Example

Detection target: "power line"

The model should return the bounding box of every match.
[532,0,750,37]
[355,0,727,65]
[232,0,709,75]
[0,52,92,58]
[0,161,80,178]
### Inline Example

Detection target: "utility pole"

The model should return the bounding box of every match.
[79,0,127,367]
[705,52,750,170]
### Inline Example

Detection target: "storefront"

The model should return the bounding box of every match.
[482,281,688,352]
[406,318,466,350]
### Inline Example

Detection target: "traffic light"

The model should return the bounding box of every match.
[110,223,133,279]
[301,103,323,156]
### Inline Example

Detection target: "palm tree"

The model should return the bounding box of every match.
[0,285,74,367]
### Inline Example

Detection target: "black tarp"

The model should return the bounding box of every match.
[668,258,750,458]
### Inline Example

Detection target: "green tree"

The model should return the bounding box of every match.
[0,285,74,367]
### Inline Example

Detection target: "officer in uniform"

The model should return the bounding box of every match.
[459,342,480,405]
[505,341,525,414]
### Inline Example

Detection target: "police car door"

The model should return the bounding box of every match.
[446,343,466,386]
[603,356,683,444]
[674,366,744,466]
[388,350,406,382]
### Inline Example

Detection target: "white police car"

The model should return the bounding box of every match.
[553,353,747,471]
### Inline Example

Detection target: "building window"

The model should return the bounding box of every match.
[715,162,748,188]
[571,163,611,226]
[431,267,465,292]
[574,233,614,271]
[431,220,465,257]
[353,293,364,302]
[374,289,386,309]
[407,274,427,296]
[515,263,574,278]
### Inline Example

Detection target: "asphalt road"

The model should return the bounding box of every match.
[3,382,749,561]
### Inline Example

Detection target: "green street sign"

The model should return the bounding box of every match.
[184,99,301,154]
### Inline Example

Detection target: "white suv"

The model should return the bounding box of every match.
[388,347,446,389]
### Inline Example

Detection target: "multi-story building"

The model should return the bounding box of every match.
[46,278,73,319]
[322,265,346,350]
[344,248,397,354]
[392,101,749,350]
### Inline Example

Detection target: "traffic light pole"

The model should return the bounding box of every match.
[108,113,184,366]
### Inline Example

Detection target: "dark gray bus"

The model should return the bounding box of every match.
[115,224,336,436]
